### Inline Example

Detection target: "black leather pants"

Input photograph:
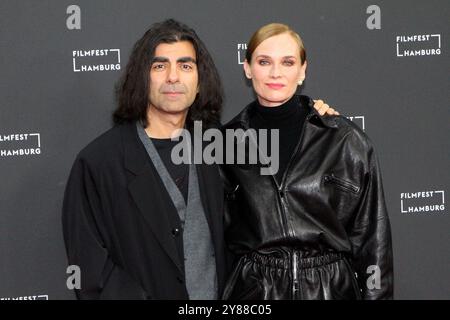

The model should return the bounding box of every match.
[223,248,362,300]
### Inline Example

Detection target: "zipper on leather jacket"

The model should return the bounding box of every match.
[239,125,291,240]
[324,173,360,194]
[272,113,313,239]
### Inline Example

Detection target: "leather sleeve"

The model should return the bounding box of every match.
[348,146,394,300]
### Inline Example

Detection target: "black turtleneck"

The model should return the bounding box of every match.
[249,95,309,184]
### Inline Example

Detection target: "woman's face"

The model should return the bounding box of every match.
[244,32,307,107]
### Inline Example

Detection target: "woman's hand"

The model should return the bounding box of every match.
[313,99,340,116]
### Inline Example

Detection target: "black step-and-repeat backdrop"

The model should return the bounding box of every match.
[0,0,448,300]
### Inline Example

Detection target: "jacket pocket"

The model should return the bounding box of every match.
[323,173,360,194]
[100,259,148,300]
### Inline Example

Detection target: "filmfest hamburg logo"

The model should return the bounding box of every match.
[237,43,247,65]
[396,34,441,57]
[0,294,48,300]
[347,116,365,131]
[400,190,445,213]
[0,133,41,157]
[72,48,121,72]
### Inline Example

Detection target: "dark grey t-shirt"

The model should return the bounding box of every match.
[150,137,189,203]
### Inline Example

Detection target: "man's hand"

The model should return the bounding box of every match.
[313,99,340,116]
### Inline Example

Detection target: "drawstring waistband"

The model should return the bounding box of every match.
[246,249,344,269]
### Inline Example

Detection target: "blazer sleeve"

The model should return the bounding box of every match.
[348,145,394,300]
[62,155,147,299]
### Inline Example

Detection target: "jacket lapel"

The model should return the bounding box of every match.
[121,123,184,274]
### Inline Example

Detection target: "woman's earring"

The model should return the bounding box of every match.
[298,80,303,86]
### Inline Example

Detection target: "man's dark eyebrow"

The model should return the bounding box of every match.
[151,57,169,64]
[151,56,197,64]
[177,57,197,64]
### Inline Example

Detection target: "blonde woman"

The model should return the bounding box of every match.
[222,23,393,300]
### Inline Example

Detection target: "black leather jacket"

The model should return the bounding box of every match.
[221,95,393,299]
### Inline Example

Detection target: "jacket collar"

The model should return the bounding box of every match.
[224,95,338,130]
[122,121,152,175]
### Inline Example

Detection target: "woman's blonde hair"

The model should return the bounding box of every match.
[245,23,306,65]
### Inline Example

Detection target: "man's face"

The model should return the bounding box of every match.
[148,41,199,115]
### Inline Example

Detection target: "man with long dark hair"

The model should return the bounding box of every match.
[62,19,227,300]
[62,19,336,299]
